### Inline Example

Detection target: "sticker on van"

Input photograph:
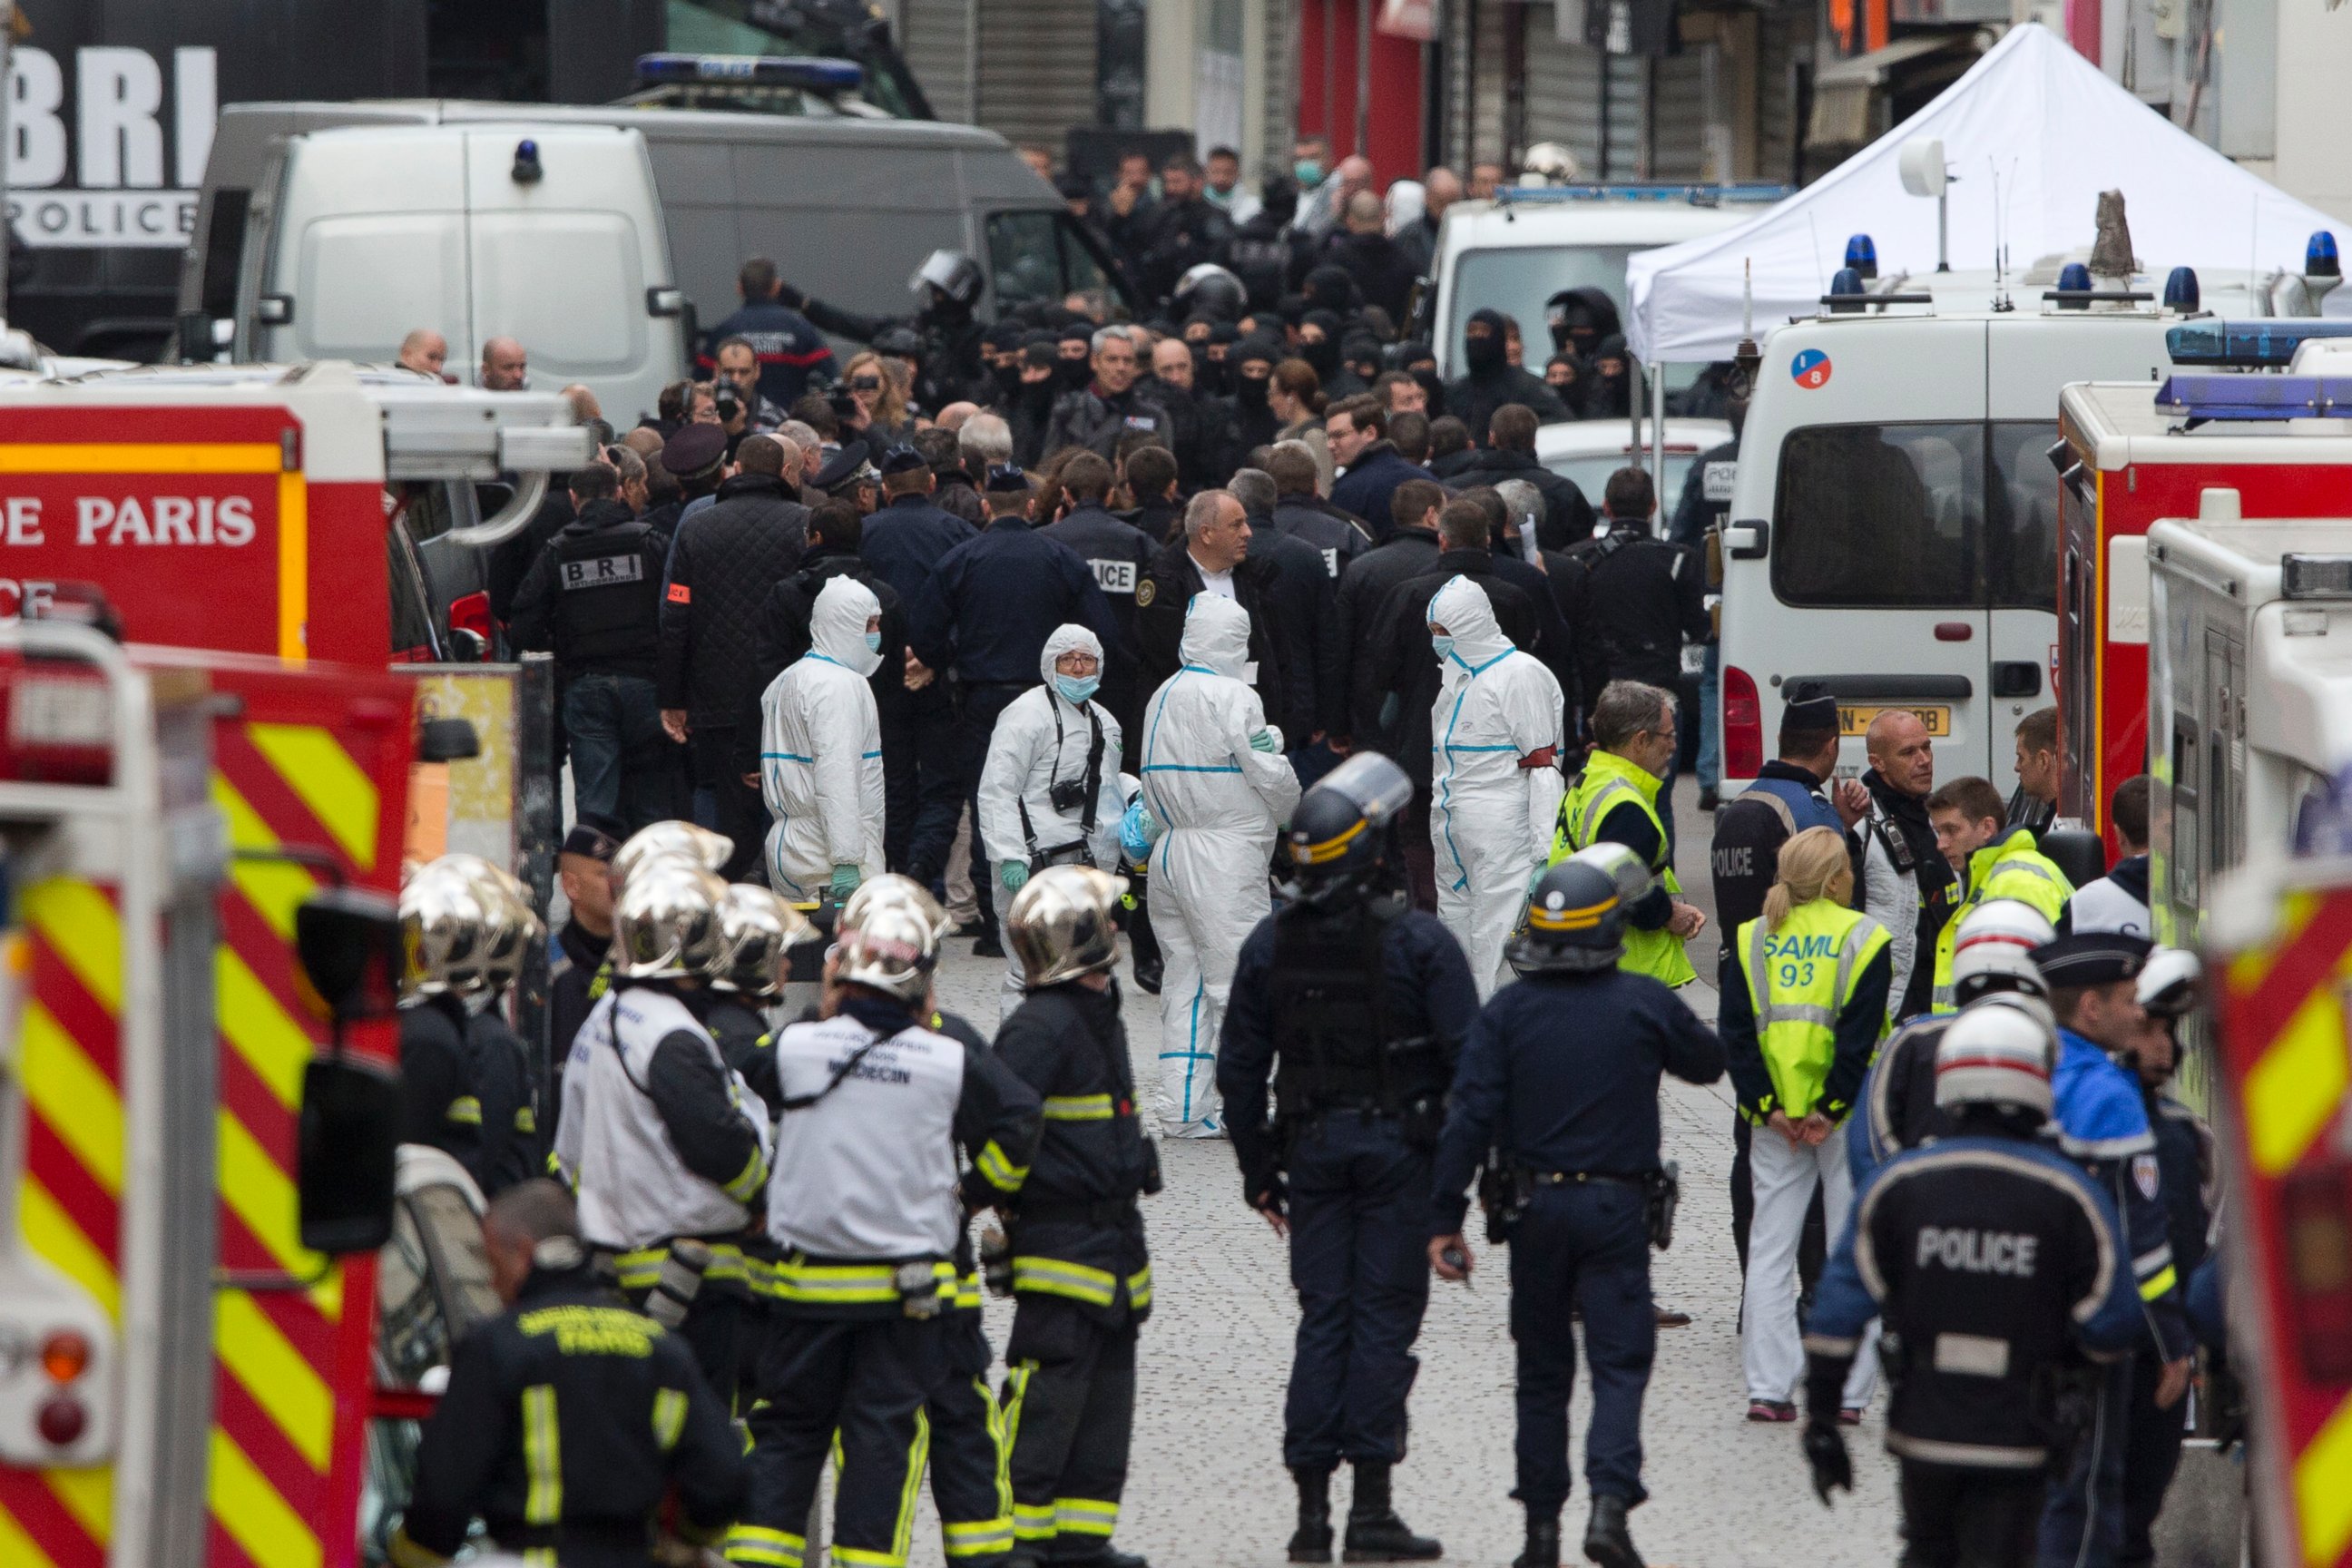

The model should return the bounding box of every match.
[1791,348,1832,389]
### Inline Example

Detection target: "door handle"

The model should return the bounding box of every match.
[1991,661,2042,699]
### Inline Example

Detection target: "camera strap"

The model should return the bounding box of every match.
[779,1024,906,1113]
[1019,698,1107,858]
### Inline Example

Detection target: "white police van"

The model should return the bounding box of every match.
[1715,249,2281,799]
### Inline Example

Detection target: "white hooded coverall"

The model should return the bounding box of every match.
[760,575,887,899]
[1138,594,1301,1137]
[976,624,1128,1019]
[1426,575,1566,997]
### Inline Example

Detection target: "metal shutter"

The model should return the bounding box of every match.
[1759,11,1801,186]
[974,0,1098,152]
[1524,7,1604,174]
[1469,0,1507,163]
[1650,44,1712,180]
[1263,0,1297,177]
[902,0,975,124]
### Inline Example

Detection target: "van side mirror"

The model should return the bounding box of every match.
[298,1056,402,1255]
[418,717,481,763]
[296,888,405,1024]
[175,310,212,365]
[2040,828,2109,891]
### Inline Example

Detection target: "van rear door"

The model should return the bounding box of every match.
[260,130,471,367]
[1739,318,1993,779]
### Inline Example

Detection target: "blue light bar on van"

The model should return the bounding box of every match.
[2164,319,2352,368]
[2154,373,2352,421]
[633,53,865,92]
[1493,182,1790,206]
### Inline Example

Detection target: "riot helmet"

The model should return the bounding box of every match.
[1568,842,1654,909]
[1284,752,1413,906]
[1007,866,1127,989]
[712,885,813,999]
[1933,994,2059,1122]
[909,249,985,309]
[1506,858,1627,976]
[2136,946,2201,1020]
[1173,263,1246,324]
[610,858,729,981]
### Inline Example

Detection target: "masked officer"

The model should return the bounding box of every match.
[1550,681,1704,987]
[781,249,992,413]
[729,898,1042,1568]
[554,843,772,1403]
[991,867,1159,1568]
[446,856,545,1199]
[1799,998,2145,1568]
[398,859,491,1176]
[1430,854,1726,1568]
[2028,932,2195,1568]
[1220,755,1479,1563]
[389,1181,745,1568]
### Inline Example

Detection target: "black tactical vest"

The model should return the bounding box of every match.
[553,517,661,666]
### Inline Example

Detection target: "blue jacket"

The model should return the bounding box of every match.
[910,518,1125,685]
[2053,1027,2193,1358]
[1329,445,1434,543]
[699,299,838,406]
[859,495,976,611]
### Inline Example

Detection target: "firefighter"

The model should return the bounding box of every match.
[729,897,1042,1568]
[1429,855,1726,1568]
[1799,998,2145,1568]
[554,844,772,1405]
[397,859,490,1175]
[993,867,1160,1568]
[1219,754,1479,1563]
[448,856,545,1199]
[389,1180,745,1568]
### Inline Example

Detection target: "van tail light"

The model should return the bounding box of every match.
[2283,1164,2352,1386]
[448,592,494,644]
[1723,664,1764,780]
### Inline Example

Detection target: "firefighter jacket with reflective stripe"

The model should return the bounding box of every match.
[1725,900,1891,1123]
[1552,748,1696,986]
[1801,1136,2141,1470]
[466,1005,543,1200]
[555,985,771,1258]
[1930,828,2073,1011]
[391,1262,744,1566]
[400,994,484,1172]
[762,1002,1042,1317]
[993,981,1156,1324]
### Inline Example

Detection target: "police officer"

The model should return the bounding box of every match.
[1572,469,1708,738]
[781,249,992,413]
[508,460,672,833]
[992,867,1159,1568]
[1220,755,1478,1563]
[554,844,772,1403]
[1035,451,1155,740]
[729,898,1041,1568]
[447,856,544,1199]
[2028,933,2196,1568]
[548,816,622,1136]
[1429,855,1726,1568]
[389,1181,745,1568]
[1799,999,2146,1568]
[1550,681,1706,988]
[397,859,489,1177]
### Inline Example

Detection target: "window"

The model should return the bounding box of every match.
[987,210,1068,310]
[199,190,250,319]
[387,518,441,662]
[1985,421,2061,608]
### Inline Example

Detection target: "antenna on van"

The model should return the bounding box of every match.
[1734,258,1761,385]
[1990,158,2014,313]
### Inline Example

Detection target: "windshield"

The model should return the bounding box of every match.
[1545,446,1704,512]
[664,0,926,117]
[1443,244,1701,393]
[1771,420,2060,609]
[986,211,1127,320]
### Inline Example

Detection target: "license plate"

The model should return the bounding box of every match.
[1838,703,1951,738]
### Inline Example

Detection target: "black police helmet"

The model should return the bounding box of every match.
[1284,752,1413,906]
[1507,859,1626,977]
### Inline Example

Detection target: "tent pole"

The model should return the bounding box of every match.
[1651,366,1667,513]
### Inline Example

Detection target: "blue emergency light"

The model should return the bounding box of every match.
[1844,233,1877,279]
[2163,318,2352,368]
[2162,267,2200,311]
[2154,373,2352,422]
[2311,230,2342,279]
[633,53,866,92]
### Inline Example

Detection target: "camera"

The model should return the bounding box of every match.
[1049,777,1089,813]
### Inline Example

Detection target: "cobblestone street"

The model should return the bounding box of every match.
[917,779,1906,1567]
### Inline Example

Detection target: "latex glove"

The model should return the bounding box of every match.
[1802,1419,1852,1507]
[829,864,861,899]
[1120,798,1161,861]
[1000,860,1030,894]
[1249,728,1281,754]
[1526,862,1550,895]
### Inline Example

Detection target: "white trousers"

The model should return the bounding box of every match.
[1741,1124,1881,1406]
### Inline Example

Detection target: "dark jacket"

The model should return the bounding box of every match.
[1443,367,1574,446]
[1143,377,1240,490]
[994,982,1157,1325]
[1226,210,1297,309]
[507,499,667,679]
[546,918,608,1143]
[1042,382,1175,462]
[396,1262,743,1563]
[1000,379,1064,469]
[464,1008,541,1200]
[1271,493,1373,576]
[400,995,483,1173]
[1334,524,1444,745]
[1667,436,1740,550]
[1328,444,1434,544]
[859,492,978,611]
[1318,229,1418,320]
[1437,445,1597,552]
[911,517,1125,686]
[787,289,989,413]
[1039,503,1158,737]
[1135,537,1288,722]
[1362,549,1541,794]
[735,544,909,772]
[655,474,809,725]
[1708,759,1840,936]
[1862,767,1961,1020]
[1570,521,1709,691]
[698,297,838,406]
[935,473,987,527]
[1133,194,1235,307]
[1245,512,1342,745]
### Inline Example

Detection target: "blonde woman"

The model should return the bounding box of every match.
[1720,826,1890,1423]
[839,350,914,446]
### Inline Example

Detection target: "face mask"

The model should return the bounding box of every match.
[1055,674,1101,706]
[865,630,883,652]
[1059,358,1093,391]
[1294,160,1325,189]
[1463,333,1504,374]
[1430,633,1455,663]
[1299,337,1340,380]
[1237,374,1270,408]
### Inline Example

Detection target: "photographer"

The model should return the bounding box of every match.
[975,624,1127,1021]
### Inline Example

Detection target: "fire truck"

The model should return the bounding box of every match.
[0,362,586,1568]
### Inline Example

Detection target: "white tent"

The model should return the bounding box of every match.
[1626,22,2350,364]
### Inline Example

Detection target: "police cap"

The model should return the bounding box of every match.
[812,440,875,493]
[878,444,929,477]
[562,814,622,862]
[1781,679,1838,734]
[985,464,1034,495]
[662,422,727,481]
[2028,931,2151,989]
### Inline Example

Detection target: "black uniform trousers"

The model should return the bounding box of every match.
[1000,1297,1138,1560]
[887,686,965,882]
[1508,1181,1654,1515]
[1899,1461,2049,1568]
[929,1308,1017,1562]
[2036,1359,2131,1568]
[612,1259,747,1414]
[1283,1113,1433,1471]
[955,682,1028,929]
[2119,1348,2189,1568]
[691,727,769,883]
[734,1312,946,1568]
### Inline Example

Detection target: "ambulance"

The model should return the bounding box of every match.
[1716,255,2280,799]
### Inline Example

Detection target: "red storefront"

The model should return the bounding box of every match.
[1295,0,1430,184]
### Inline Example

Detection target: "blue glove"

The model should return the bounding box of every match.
[1000,860,1030,894]
[829,864,861,899]
[1119,797,1161,862]
[1249,728,1280,754]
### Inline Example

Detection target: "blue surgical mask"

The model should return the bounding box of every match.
[865,630,882,652]
[1430,634,1455,662]
[1294,159,1325,189]
[1056,674,1101,705]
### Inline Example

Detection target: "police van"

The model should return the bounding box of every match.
[1716,256,2275,799]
